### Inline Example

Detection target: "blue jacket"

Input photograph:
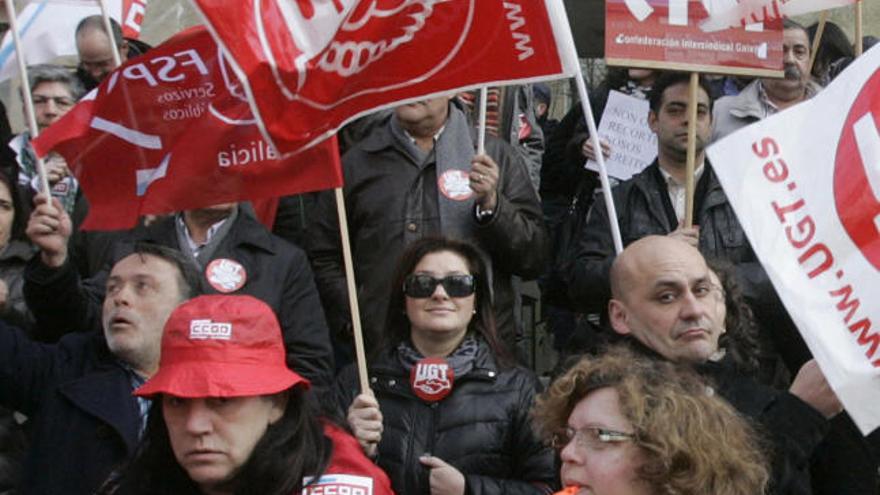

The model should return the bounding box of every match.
[0,323,140,494]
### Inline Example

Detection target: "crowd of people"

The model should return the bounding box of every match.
[0,11,875,495]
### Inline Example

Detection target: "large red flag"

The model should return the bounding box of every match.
[192,0,576,155]
[31,26,342,230]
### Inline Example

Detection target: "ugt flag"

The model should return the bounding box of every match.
[707,44,880,435]
[192,0,577,155]
[31,26,342,230]
[701,0,857,32]
[0,0,147,81]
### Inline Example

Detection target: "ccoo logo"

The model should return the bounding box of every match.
[833,68,880,271]
[257,0,473,107]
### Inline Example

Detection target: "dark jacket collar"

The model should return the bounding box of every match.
[138,206,277,255]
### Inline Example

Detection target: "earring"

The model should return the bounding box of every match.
[472,309,477,314]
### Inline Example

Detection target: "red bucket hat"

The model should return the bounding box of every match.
[134,294,308,398]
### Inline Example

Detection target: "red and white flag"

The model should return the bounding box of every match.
[31,26,343,230]
[701,0,857,32]
[191,0,578,155]
[707,44,880,434]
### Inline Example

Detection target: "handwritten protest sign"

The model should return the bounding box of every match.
[586,90,656,180]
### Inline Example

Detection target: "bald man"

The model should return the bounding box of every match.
[606,236,880,493]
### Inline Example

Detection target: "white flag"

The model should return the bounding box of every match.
[701,0,857,32]
[707,44,880,435]
[0,0,147,82]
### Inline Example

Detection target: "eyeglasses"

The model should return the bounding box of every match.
[551,426,636,451]
[32,95,75,109]
[403,274,475,298]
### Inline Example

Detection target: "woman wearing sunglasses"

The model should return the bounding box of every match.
[533,345,769,495]
[335,237,557,495]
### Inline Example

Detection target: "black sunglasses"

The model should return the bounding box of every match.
[403,274,476,298]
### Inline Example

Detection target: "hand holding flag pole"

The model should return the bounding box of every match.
[4,0,52,206]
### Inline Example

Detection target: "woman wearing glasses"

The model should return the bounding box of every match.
[335,237,557,495]
[533,345,769,495]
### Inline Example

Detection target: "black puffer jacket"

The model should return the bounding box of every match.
[335,340,557,495]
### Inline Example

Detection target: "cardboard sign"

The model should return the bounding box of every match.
[586,90,656,181]
[605,0,784,77]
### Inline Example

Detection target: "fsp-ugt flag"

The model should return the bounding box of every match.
[707,44,880,434]
[192,0,577,155]
[31,26,343,230]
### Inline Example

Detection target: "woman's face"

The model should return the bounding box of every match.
[163,395,285,493]
[0,181,14,249]
[559,388,652,495]
[405,250,475,347]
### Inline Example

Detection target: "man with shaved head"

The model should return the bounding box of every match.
[605,236,879,493]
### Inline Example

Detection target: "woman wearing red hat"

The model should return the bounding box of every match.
[101,294,395,495]
[336,237,557,494]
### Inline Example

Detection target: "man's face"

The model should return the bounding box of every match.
[101,253,185,374]
[31,82,75,130]
[609,240,725,364]
[648,82,712,163]
[394,96,451,135]
[76,29,126,82]
[781,28,810,88]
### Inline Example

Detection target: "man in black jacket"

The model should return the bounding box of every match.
[23,200,334,394]
[0,236,199,494]
[310,96,546,359]
[607,235,878,493]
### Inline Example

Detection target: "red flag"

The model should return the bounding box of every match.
[192,0,575,155]
[31,26,343,230]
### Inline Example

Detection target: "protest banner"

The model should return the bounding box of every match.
[31,26,343,230]
[706,44,880,434]
[0,0,147,81]
[585,90,656,181]
[192,0,576,156]
[605,0,784,77]
[701,0,858,32]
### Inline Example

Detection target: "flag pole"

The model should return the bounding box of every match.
[573,74,623,254]
[477,87,488,155]
[808,11,828,77]
[97,0,123,66]
[684,72,699,228]
[4,0,52,204]
[334,187,371,394]
[854,0,863,57]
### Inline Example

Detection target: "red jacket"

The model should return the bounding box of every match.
[303,423,396,495]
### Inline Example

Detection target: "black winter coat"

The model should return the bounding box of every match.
[23,209,335,392]
[567,160,774,314]
[0,326,140,494]
[335,341,557,495]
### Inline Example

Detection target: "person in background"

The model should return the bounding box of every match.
[337,237,556,495]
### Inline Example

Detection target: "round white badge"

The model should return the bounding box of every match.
[205,258,247,293]
[438,169,473,201]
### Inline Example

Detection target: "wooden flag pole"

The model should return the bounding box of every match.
[97,0,123,66]
[477,87,488,155]
[684,72,699,228]
[808,11,828,78]
[573,69,623,254]
[855,0,863,57]
[4,0,52,203]
[334,187,371,394]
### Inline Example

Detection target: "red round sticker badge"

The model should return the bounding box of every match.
[438,169,473,201]
[833,68,880,270]
[205,258,247,293]
[410,357,454,402]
